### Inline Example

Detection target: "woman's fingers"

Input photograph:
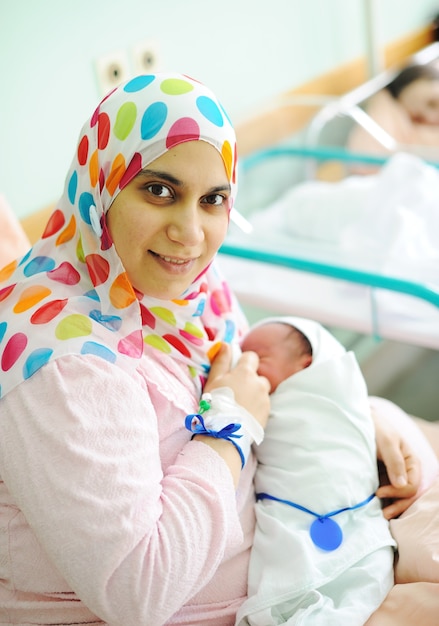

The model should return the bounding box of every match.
[206,343,233,383]
[381,495,417,520]
[384,439,420,492]
[371,404,423,519]
[205,345,270,428]
[376,439,421,519]
[234,350,270,387]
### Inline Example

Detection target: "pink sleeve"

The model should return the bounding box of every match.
[374,461,439,624]
[365,582,439,626]
[365,400,439,625]
[0,354,243,625]
[391,476,439,584]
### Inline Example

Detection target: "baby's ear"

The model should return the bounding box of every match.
[302,354,313,370]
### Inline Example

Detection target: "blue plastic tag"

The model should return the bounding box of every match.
[310,517,343,551]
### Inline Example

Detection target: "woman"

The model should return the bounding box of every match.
[347,63,439,165]
[0,72,432,625]
[386,64,439,126]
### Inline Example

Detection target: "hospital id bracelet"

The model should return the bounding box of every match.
[185,411,247,467]
[185,388,264,468]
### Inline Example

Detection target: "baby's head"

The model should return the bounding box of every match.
[241,321,312,393]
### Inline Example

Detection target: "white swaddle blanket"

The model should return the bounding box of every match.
[236,316,395,626]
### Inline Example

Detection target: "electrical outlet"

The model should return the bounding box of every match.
[132,40,160,75]
[94,49,131,96]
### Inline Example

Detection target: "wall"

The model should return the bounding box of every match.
[1,0,438,217]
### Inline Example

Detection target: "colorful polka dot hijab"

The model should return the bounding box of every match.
[0,73,247,398]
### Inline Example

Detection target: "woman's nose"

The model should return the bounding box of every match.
[167,203,204,245]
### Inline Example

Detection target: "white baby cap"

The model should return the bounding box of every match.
[248,316,346,366]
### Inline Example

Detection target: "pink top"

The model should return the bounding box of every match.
[0,348,256,625]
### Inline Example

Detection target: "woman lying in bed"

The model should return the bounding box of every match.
[347,63,439,169]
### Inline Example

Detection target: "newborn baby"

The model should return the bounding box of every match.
[236,316,396,626]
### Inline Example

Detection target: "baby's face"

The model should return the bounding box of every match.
[241,323,312,393]
[399,78,439,125]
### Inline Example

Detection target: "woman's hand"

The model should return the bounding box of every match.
[205,344,271,430]
[372,406,421,519]
[194,344,270,486]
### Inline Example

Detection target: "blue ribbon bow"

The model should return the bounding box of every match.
[184,413,245,466]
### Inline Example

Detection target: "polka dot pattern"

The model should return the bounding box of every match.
[0,72,245,398]
[141,102,167,140]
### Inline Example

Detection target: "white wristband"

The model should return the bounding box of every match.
[185,387,264,467]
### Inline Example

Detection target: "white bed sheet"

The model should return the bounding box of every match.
[218,254,439,349]
[219,153,439,349]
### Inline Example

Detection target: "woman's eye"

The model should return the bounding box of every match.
[146,183,172,198]
[203,193,226,206]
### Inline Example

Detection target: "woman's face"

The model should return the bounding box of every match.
[398,78,439,125]
[106,140,231,300]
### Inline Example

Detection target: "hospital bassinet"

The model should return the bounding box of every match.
[219,43,439,351]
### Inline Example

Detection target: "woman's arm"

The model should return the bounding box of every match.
[0,354,247,625]
[365,582,439,626]
[412,417,439,458]
[202,345,270,483]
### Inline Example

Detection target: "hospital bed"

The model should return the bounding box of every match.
[219,43,439,351]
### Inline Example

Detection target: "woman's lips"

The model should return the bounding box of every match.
[151,251,196,274]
